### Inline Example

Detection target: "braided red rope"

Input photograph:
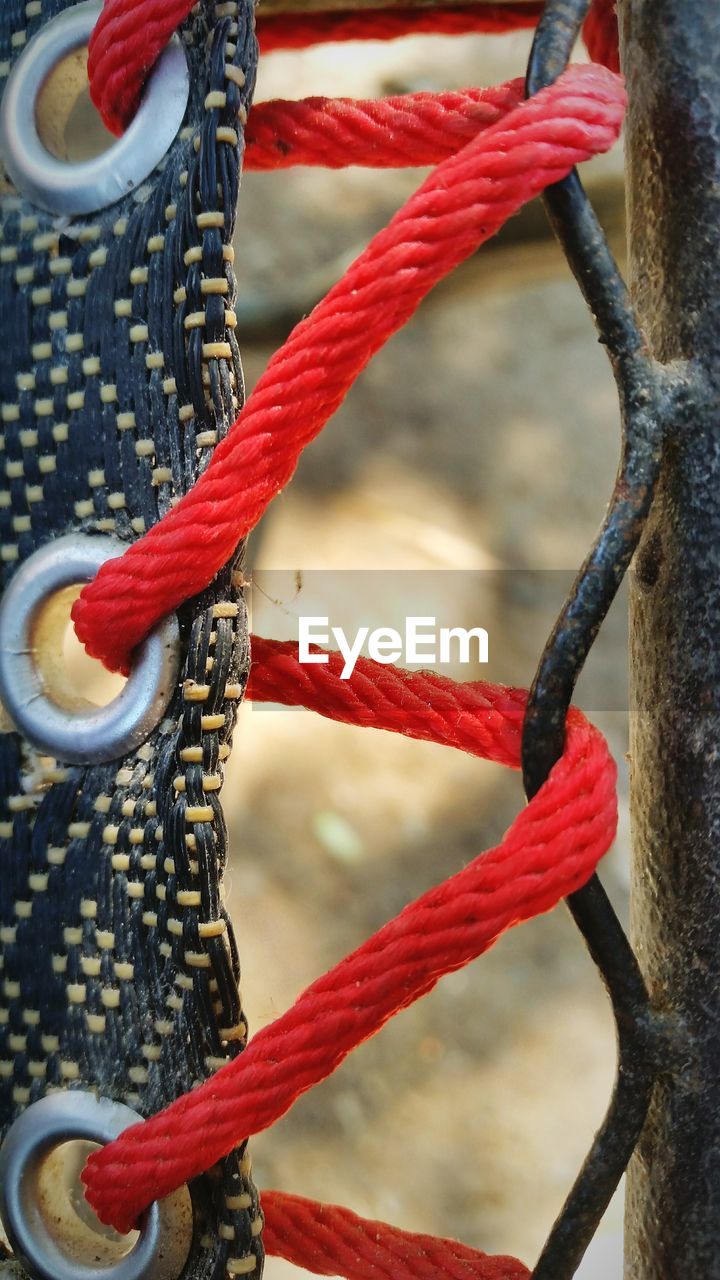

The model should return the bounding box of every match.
[257,4,543,54]
[89,0,620,136]
[582,0,619,74]
[244,84,523,170]
[88,1,543,135]
[88,0,193,137]
[73,64,625,675]
[248,636,527,764]
[262,1189,531,1279]
[77,5,623,1259]
[83,639,617,1231]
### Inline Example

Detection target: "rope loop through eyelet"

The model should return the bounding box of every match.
[0,534,180,765]
[0,0,189,216]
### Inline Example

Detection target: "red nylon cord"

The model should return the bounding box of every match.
[88,0,195,137]
[261,1189,531,1279]
[89,0,618,135]
[76,0,623,1261]
[83,640,617,1232]
[72,64,625,674]
[257,4,543,54]
[248,636,527,766]
[582,0,620,75]
[89,1,545,135]
[244,84,524,171]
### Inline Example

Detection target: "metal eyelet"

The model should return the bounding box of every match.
[0,534,180,765]
[0,0,190,216]
[0,1092,161,1280]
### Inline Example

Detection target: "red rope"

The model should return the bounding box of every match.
[244,84,523,171]
[83,640,617,1232]
[582,0,620,74]
[88,1,543,135]
[262,1189,531,1279]
[73,64,625,675]
[78,1,623,1256]
[257,4,543,55]
[89,0,619,136]
[88,0,194,136]
[248,636,527,765]
[88,0,620,136]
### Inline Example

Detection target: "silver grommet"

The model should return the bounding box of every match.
[0,534,180,765]
[0,0,190,216]
[0,1092,161,1280]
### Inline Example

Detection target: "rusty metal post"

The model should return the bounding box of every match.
[623,3,720,1276]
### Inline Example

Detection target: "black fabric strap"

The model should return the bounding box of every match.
[0,4,261,1275]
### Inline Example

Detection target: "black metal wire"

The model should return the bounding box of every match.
[521,3,679,1275]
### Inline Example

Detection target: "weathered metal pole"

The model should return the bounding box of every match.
[624,3,720,1276]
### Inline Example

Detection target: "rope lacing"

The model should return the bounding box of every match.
[68,3,622,1276]
[72,60,624,675]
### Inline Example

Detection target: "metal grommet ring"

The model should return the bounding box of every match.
[0,534,180,765]
[0,1092,161,1280]
[0,0,190,216]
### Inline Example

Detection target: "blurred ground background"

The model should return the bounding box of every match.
[221,20,629,1280]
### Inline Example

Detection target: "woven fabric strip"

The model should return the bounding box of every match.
[0,3,261,1276]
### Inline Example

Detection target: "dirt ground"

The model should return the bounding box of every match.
[221,24,629,1279]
